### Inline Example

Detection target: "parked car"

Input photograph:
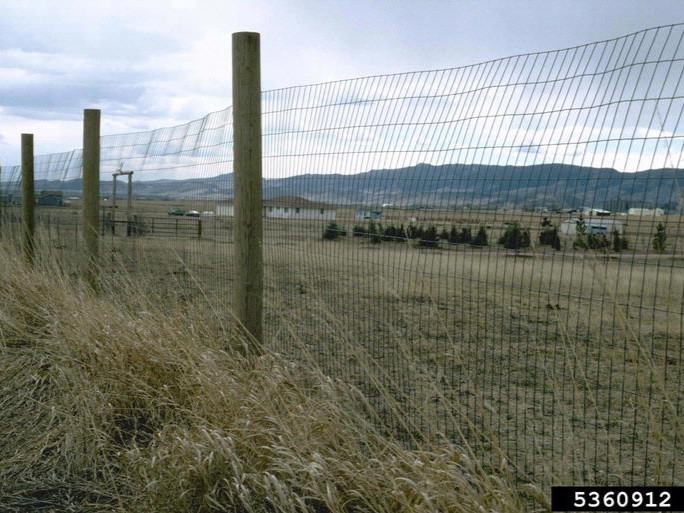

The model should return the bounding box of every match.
[168,207,185,216]
[185,210,200,217]
[201,211,215,217]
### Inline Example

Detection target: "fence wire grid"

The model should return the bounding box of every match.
[1,24,684,488]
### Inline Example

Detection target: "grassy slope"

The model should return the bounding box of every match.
[0,248,540,513]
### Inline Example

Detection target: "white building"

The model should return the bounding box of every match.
[216,196,336,221]
[215,202,234,217]
[355,208,383,220]
[560,217,624,236]
[264,197,336,220]
[581,207,611,217]
[628,208,664,217]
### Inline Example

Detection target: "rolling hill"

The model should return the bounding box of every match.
[10,163,684,211]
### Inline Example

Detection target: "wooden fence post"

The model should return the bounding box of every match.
[233,32,263,351]
[82,109,100,290]
[112,175,117,235]
[0,163,3,238]
[21,133,35,266]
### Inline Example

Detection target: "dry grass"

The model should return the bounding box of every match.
[2,206,682,490]
[263,240,684,485]
[0,245,539,512]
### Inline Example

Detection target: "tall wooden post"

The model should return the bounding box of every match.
[0,162,4,238]
[232,32,263,350]
[82,109,100,290]
[125,172,133,236]
[21,133,35,266]
[112,174,117,234]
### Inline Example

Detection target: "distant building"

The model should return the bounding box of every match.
[355,208,383,221]
[581,207,611,217]
[215,201,234,217]
[560,217,623,236]
[36,190,64,207]
[216,196,336,220]
[263,197,336,220]
[628,208,664,217]
[0,193,15,205]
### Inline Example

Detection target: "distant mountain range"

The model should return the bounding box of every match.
[9,163,684,211]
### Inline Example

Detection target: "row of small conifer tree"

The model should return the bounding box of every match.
[327,221,555,250]
[324,219,670,253]
[325,222,489,247]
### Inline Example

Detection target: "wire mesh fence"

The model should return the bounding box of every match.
[1,23,683,487]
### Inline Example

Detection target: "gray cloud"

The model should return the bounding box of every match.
[1,0,683,168]
[0,80,147,120]
[517,145,543,156]
[0,4,183,60]
[0,45,192,123]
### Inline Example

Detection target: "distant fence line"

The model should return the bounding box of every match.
[1,24,684,487]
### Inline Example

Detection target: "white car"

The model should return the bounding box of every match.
[201,211,215,217]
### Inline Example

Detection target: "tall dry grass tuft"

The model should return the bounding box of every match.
[0,246,534,513]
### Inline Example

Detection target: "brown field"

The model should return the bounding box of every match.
[1,202,682,487]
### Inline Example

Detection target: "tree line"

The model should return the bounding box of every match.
[323,218,670,253]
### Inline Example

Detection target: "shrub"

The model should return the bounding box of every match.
[573,218,612,250]
[573,218,589,249]
[352,224,367,237]
[382,224,395,242]
[440,228,450,241]
[397,224,407,241]
[457,227,472,244]
[611,229,629,252]
[406,224,421,240]
[418,225,439,248]
[448,226,458,244]
[367,222,382,244]
[382,224,407,242]
[323,222,346,240]
[471,226,488,246]
[588,234,610,250]
[539,224,561,251]
[498,223,530,250]
[653,223,667,253]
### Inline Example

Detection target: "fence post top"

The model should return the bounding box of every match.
[232,31,260,40]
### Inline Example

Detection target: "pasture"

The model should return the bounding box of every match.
[1,201,682,487]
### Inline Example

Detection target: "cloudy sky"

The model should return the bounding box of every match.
[1,0,683,170]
